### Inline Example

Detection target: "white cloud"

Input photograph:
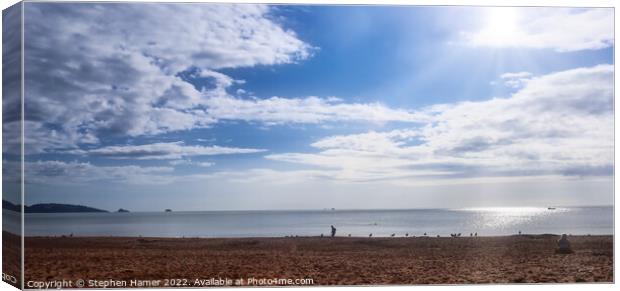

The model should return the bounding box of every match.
[266,65,613,183]
[202,95,428,125]
[499,71,532,88]
[500,72,532,79]
[71,142,265,160]
[22,3,312,153]
[17,160,176,185]
[462,8,613,52]
[169,159,215,168]
[22,3,427,155]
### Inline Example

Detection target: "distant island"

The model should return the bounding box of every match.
[2,200,108,213]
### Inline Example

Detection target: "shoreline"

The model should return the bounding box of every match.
[8,233,613,285]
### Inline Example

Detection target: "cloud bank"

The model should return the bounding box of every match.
[267,65,614,183]
[22,3,424,155]
[21,65,613,187]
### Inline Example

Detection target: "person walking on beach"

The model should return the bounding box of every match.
[556,234,573,254]
[331,225,337,237]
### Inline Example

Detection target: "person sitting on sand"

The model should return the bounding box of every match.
[556,234,573,254]
[331,225,337,237]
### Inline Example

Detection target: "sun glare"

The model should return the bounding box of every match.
[476,7,521,46]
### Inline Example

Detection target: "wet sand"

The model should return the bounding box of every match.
[14,233,614,286]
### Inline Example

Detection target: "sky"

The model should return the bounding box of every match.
[2,3,614,211]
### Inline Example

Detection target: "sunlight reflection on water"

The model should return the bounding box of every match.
[457,207,570,231]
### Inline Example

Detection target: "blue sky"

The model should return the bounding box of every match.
[3,4,614,211]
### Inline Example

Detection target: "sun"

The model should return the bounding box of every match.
[474,7,521,47]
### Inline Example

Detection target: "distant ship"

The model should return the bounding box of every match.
[165,209,172,212]
[547,207,556,210]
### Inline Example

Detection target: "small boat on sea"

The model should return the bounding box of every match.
[548,207,556,210]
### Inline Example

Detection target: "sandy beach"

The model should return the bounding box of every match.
[2,232,21,288]
[11,232,612,286]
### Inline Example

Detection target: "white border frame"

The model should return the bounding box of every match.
[0,1,616,290]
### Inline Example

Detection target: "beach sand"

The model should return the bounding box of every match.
[2,232,21,288]
[14,233,613,286]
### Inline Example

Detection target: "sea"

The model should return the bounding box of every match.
[3,206,613,238]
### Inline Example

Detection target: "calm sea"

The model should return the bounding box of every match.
[3,206,613,238]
